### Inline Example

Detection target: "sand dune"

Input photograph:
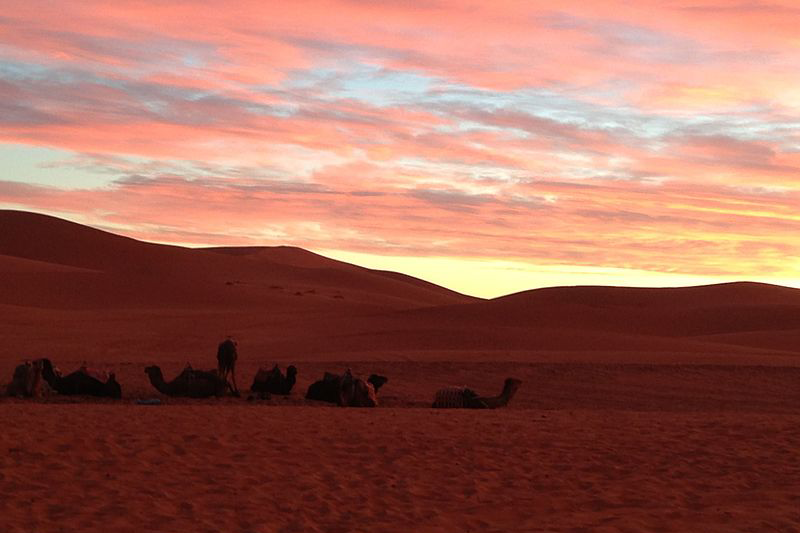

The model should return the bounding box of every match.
[398,283,800,354]
[2,209,800,363]
[403,282,800,334]
[0,210,471,311]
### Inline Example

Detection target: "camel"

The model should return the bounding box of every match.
[306,368,380,407]
[145,364,230,398]
[217,338,239,395]
[249,364,297,399]
[432,377,522,409]
[39,358,122,398]
[5,360,45,397]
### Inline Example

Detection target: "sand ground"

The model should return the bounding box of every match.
[2,361,800,533]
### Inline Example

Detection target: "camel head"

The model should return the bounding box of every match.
[104,373,122,398]
[144,365,163,380]
[367,374,388,393]
[503,378,522,398]
[286,365,298,378]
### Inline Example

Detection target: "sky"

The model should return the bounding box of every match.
[2,1,800,298]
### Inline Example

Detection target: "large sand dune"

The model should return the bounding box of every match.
[2,209,800,364]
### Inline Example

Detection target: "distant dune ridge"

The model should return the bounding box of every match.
[1,208,800,364]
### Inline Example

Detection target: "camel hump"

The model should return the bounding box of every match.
[11,361,31,380]
[80,366,111,383]
[7,361,40,397]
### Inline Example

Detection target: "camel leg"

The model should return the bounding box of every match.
[230,368,239,396]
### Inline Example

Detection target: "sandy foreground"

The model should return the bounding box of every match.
[2,362,800,533]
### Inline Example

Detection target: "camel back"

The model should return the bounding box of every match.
[433,386,477,408]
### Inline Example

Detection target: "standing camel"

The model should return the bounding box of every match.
[217,338,239,396]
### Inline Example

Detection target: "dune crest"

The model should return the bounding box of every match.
[1,209,800,362]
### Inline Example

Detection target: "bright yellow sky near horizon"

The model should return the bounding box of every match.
[319,250,800,299]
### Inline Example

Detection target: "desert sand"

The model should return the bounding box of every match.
[3,403,800,533]
[2,210,800,532]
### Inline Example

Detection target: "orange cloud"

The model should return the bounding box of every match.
[2,0,800,292]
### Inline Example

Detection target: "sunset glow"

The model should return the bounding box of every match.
[2,1,800,296]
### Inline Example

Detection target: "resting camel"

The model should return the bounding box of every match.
[305,369,383,407]
[5,360,45,397]
[145,364,230,398]
[217,338,239,395]
[339,369,379,407]
[250,364,297,399]
[39,358,122,398]
[432,377,522,409]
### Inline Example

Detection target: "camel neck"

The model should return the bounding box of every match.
[147,370,170,394]
[496,382,518,406]
[40,360,61,389]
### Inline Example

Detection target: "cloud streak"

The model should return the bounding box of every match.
[1,1,800,294]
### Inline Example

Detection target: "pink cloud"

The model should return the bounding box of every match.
[3,167,800,280]
[2,0,800,287]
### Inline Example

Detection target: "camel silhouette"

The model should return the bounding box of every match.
[432,378,522,409]
[39,358,121,398]
[250,364,297,399]
[306,368,382,407]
